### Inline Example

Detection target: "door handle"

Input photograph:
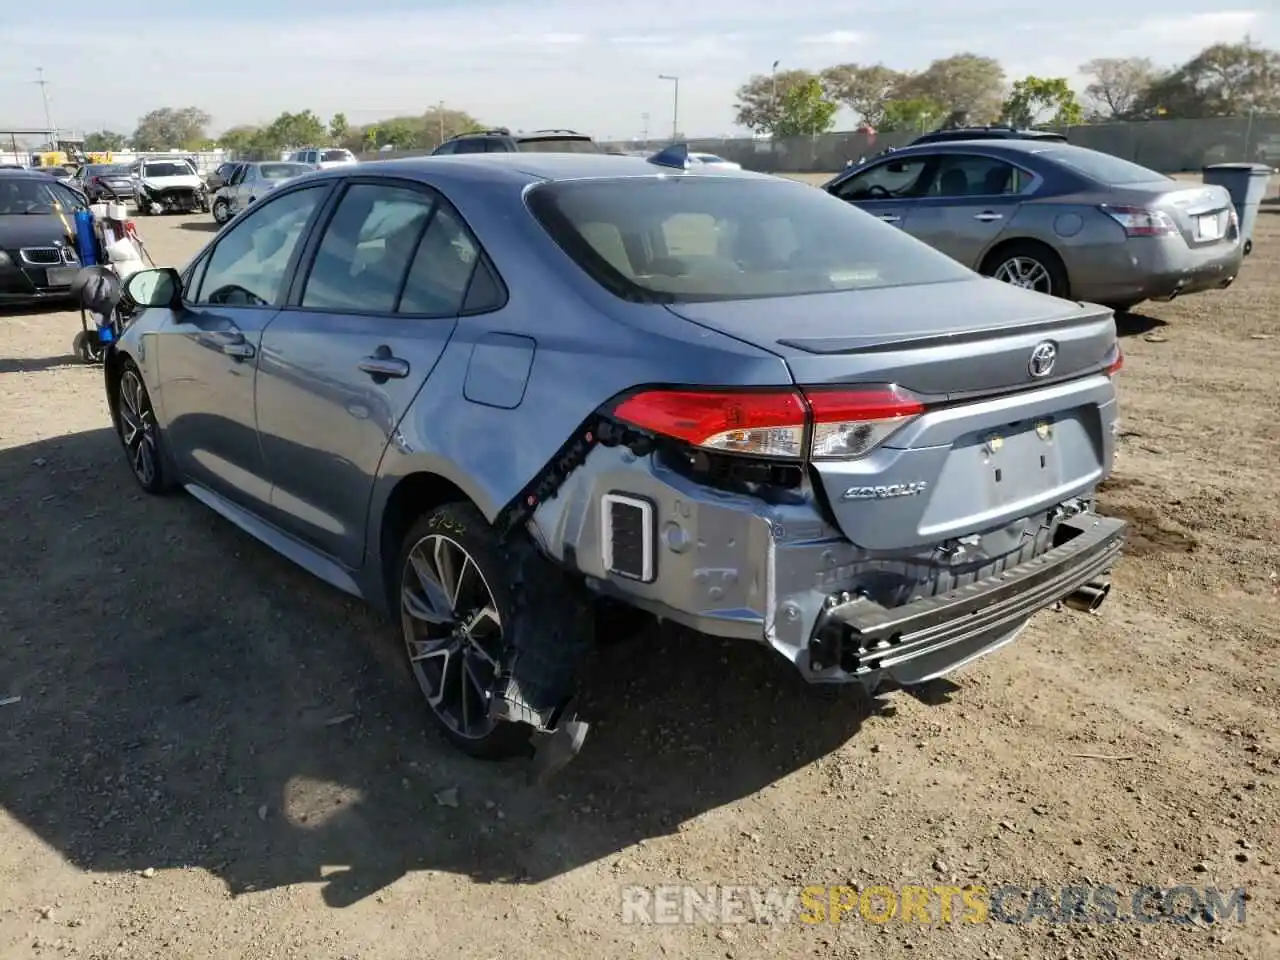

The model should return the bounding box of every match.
[221,340,255,360]
[877,214,901,223]
[358,346,410,380]
[974,211,1004,222]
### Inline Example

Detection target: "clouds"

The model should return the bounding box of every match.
[0,0,1273,138]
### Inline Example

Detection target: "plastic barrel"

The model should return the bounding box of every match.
[1203,162,1273,256]
[74,209,99,266]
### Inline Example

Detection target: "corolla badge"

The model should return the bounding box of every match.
[840,481,928,501]
[1028,340,1057,378]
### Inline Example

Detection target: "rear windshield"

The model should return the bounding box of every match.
[527,177,973,303]
[321,149,352,162]
[1044,148,1169,184]
[89,165,130,177]
[260,162,312,180]
[517,137,601,154]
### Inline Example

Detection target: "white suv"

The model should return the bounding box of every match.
[289,147,358,169]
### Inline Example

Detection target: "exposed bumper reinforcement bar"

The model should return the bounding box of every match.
[811,513,1126,677]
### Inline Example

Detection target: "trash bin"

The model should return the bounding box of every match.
[1202,162,1273,256]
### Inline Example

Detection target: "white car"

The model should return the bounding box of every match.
[288,147,358,169]
[688,152,742,170]
[129,157,210,215]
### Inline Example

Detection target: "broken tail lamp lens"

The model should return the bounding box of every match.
[612,385,924,460]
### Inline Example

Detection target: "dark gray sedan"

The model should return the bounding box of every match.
[824,140,1244,311]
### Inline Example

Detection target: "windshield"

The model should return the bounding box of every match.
[527,177,973,303]
[1044,148,1169,184]
[518,137,602,154]
[142,161,194,178]
[320,150,352,162]
[0,178,64,215]
[260,162,313,180]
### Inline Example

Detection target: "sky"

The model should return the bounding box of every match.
[0,1,1275,140]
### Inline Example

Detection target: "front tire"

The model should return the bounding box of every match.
[212,198,231,224]
[113,361,173,494]
[395,502,591,760]
[982,241,1070,299]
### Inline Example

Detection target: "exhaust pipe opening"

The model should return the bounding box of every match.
[1064,580,1111,613]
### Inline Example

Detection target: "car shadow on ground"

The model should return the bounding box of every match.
[0,428,904,909]
[0,354,84,374]
[1113,310,1167,337]
[178,221,219,233]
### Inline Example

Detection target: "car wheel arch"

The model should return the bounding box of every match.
[978,237,1072,299]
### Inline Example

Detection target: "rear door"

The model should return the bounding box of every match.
[905,152,1027,266]
[826,154,934,229]
[254,178,487,566]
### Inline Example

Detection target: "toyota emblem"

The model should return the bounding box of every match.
[1028,341,1057,378]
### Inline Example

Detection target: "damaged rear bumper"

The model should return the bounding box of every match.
[809,513,1125,686]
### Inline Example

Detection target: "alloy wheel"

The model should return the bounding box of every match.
[400,533,505,740]
[992,256,1053,294]
[117,369,158,487]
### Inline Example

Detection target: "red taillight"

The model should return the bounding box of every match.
[1099,204,1177,238]
[1105,346,1124,377]
[613,389,808,459]
[804,385,924,460]
[611,384,923,461]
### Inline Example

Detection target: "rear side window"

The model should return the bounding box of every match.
[321,149,352,162]
[528,177,972,303]
[1044,148,1168,185]
[517,137,601,154]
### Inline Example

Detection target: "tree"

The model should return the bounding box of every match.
[216,125,260,153]
[263,110,328,149]
[1132,38,1280,118]
[1080,57,1162,119]
[420,105,485,150]
[84,130,128,151]
[733,69,824,135]
[131,107,212,151]
[877,97,945,133]
[1002,76,1084,128]
[820,63,906,127]
[771,77,838,137]
[329,113,349,144]
[896,53,1006,123]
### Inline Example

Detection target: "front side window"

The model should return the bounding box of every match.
[832,157,931,201]
[527,177,972,303]
[301,183,436,313]
[194,185,326,307]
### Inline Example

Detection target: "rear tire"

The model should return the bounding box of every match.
[395,502,592,760]
[982,241,1070,299]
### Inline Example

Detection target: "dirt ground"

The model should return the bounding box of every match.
[1,193,1277,960]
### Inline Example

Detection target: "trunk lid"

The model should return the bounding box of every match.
[1126,181,1236,248]
[665,277,1119,551]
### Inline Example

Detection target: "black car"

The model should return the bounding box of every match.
[76,163,135,202]
[0,169,87,306]
[909,125,1067,147]
[431,127,602,155]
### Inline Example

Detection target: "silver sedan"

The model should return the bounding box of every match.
[824,140,1245,311]
[212,161,316,225]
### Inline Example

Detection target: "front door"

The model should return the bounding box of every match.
[254,179,488,567]
[157,183,331,511]
[904,153,1026,266]
[826,153,935,230]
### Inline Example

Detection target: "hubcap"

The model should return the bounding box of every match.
[400,534,504,739]
[214,202,228,223]
[993,256,1053,293]
[118,370,157,486]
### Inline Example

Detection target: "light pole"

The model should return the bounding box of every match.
[658,74,679,141]
[32,67,55,139]
[771,60,780,114]
[640,111,650,143]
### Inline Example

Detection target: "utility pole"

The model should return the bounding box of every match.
[771,60,780,115]
[437,99,445,146]
[640,112,650,143]
[32,67,56,141]
[658,75,680,141]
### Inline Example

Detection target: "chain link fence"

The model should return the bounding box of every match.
[598,115,1280,175]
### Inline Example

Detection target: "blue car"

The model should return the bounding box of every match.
[103,146,1126,774]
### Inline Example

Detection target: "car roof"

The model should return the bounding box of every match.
[883,138,1077,158]
[0,168,54,179]
[350,153,775,184]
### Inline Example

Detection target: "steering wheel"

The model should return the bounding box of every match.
[863,184,892,199]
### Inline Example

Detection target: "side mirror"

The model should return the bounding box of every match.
[124,267,183,309]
